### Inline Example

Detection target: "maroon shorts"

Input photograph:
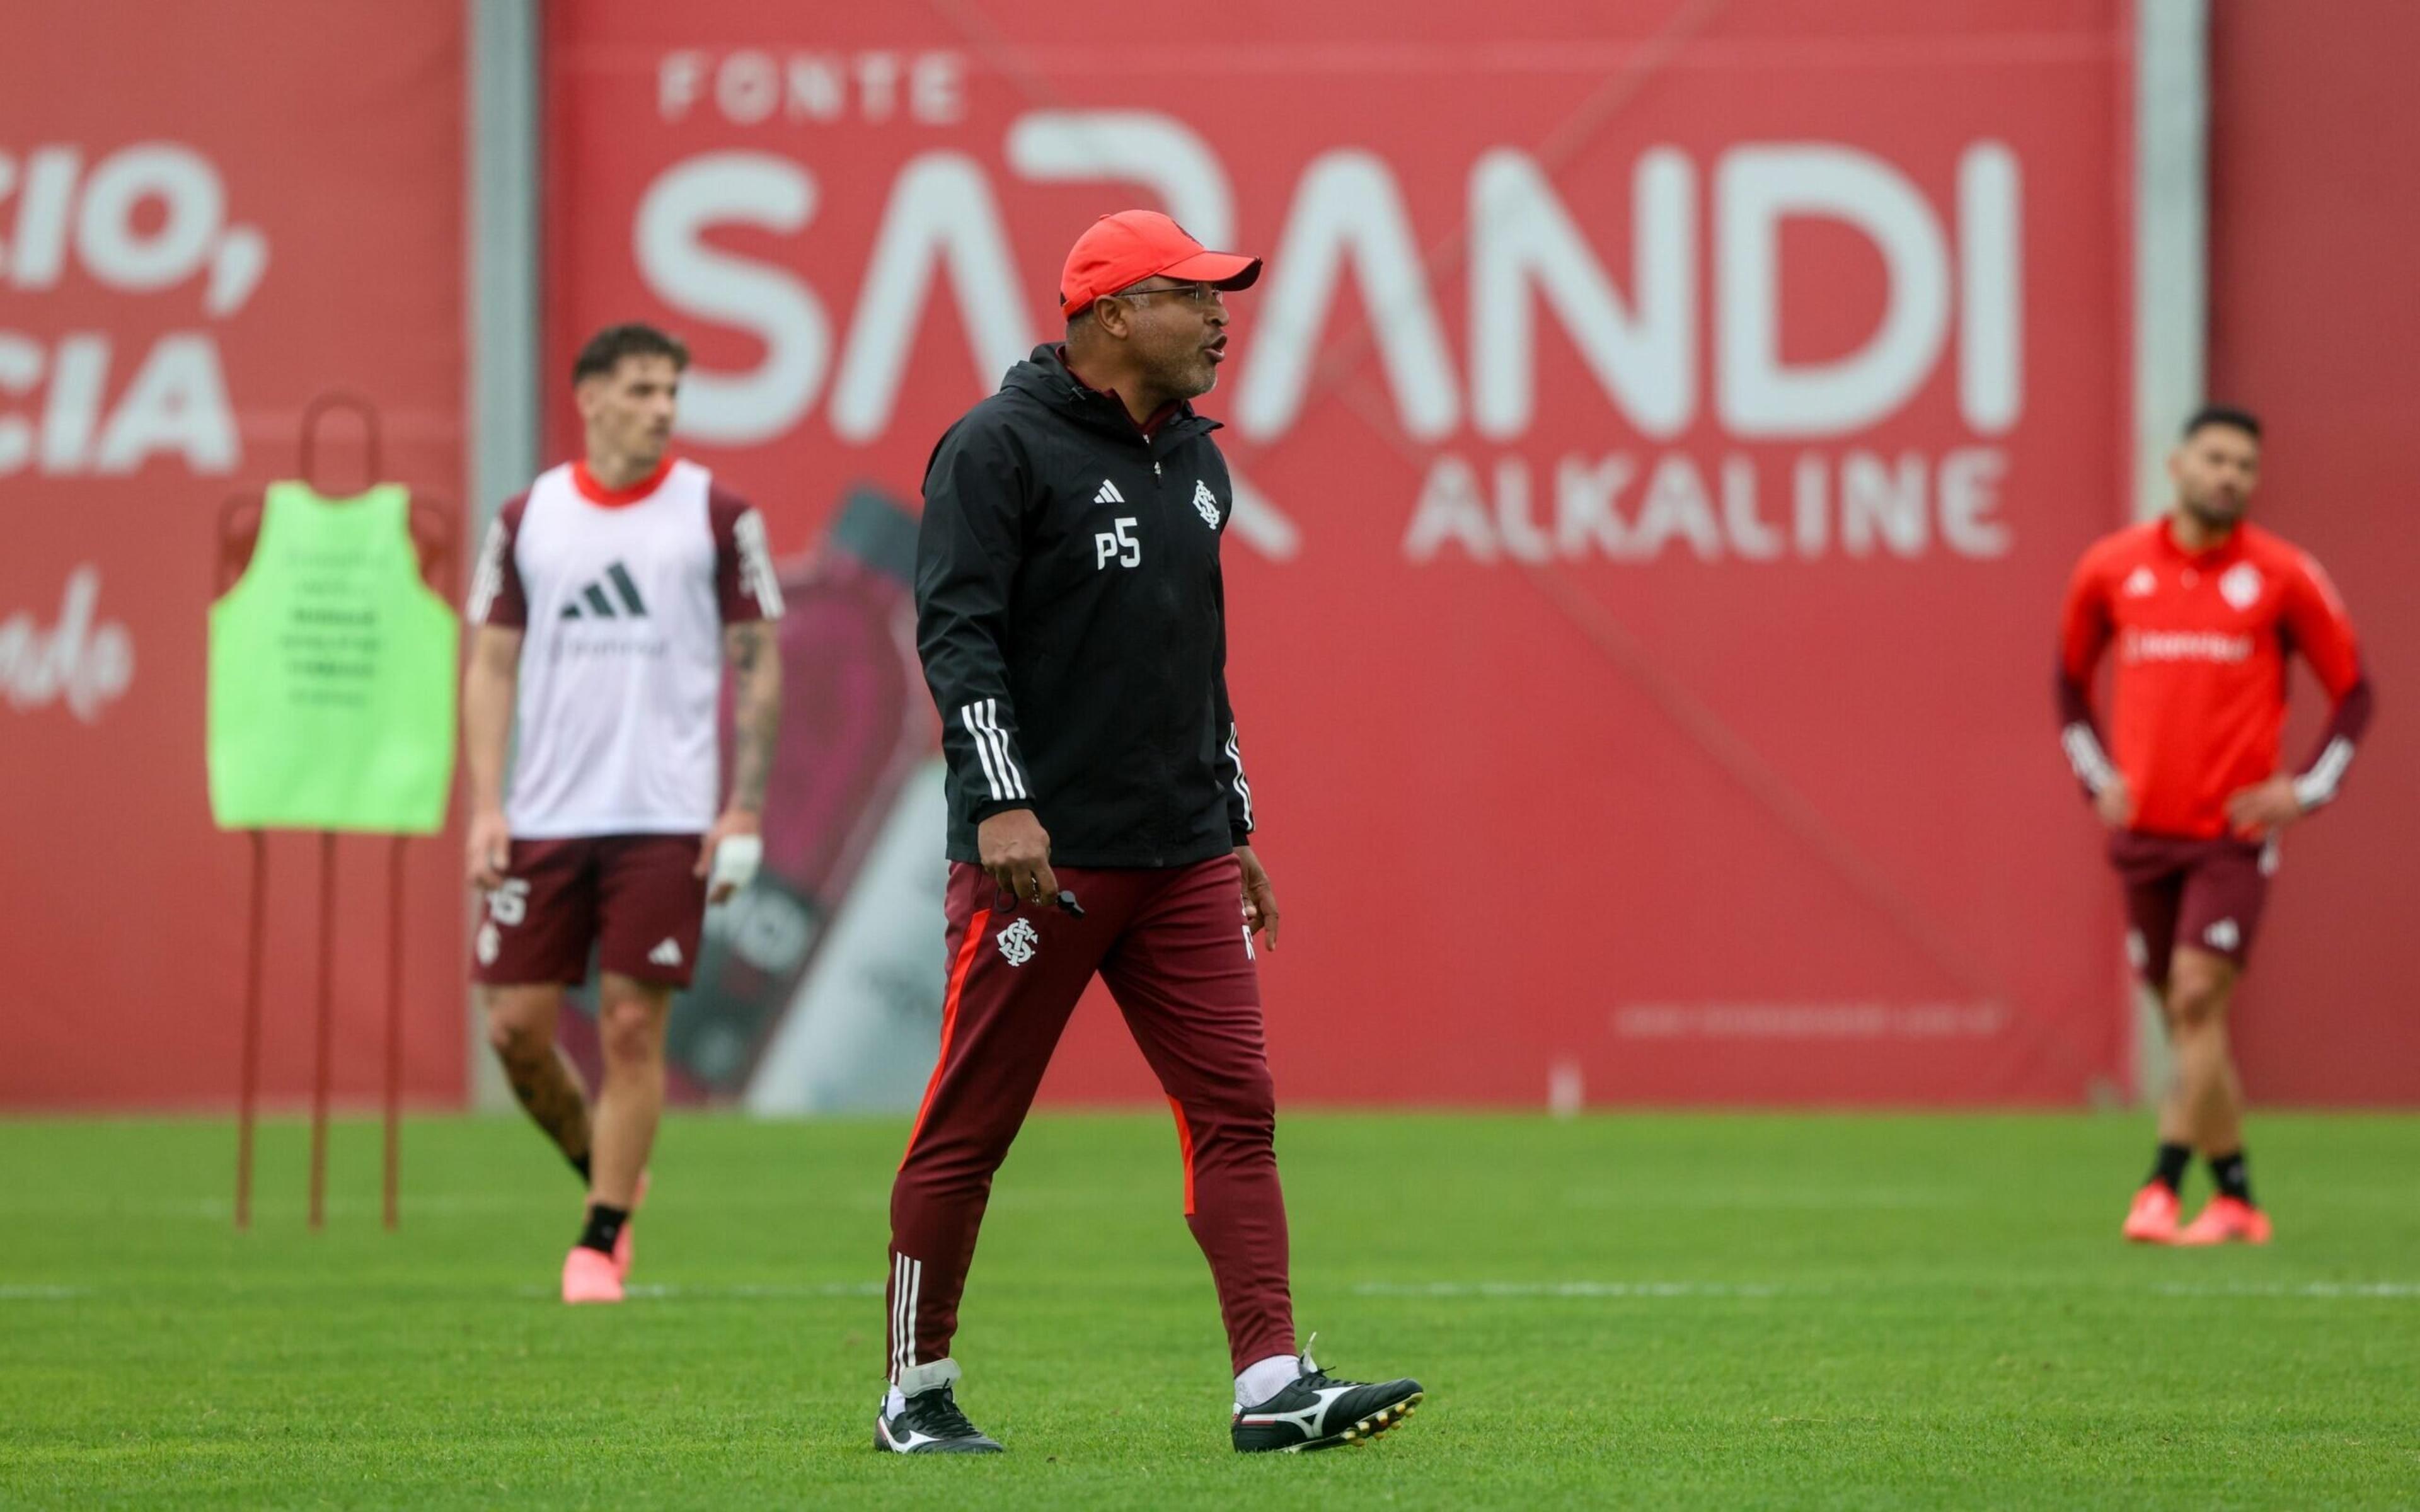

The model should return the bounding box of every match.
[2109,830,2278,985]
[471,834,707,989]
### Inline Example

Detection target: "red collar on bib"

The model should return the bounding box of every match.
[572,456,675,507]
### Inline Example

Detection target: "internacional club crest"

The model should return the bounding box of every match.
[996,917,1039,966]
[1192,479,1222,529]
[2218,561,2263,610]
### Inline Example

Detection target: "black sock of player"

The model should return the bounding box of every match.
[570,1151,592,1186]
[579,1203,628,1256]
[2208,1150,2252,1204]
[2149,1142,2192,1194]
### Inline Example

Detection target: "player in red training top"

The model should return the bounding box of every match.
[2057,406,2373,1247]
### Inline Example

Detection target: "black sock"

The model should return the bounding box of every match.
[2208,1149,2252,1204]
[579,1203,629,1256]
[2149,1142,2192,1194]
[570,1151,592,1186]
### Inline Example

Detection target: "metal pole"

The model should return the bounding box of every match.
[384,836,406,1230]
[235,830,267,1229]
[2130,0,2210,1102]
[309,830,337,1230]
[467,0,542,1114]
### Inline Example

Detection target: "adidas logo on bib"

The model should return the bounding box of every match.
[648,937,683,968]
[560,561,649,620]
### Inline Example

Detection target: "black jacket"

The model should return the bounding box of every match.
[916,345,1255,868]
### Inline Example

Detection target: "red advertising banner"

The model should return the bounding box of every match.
[544,0,2134,1104]
[2208,4,2420,1104]
[0,3,466,1108]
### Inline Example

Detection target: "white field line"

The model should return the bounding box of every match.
[20,1276,2420,1303]
[514,1281,885,1301]
[1562,1187,1971,1210]
[0,1194,545,1220]
[1,1279,889,1303]
[0,1189,1118,1220]
[1352,1281,1792,1299]
[2152,1281,2420,1299]
[1359,1279,2420,1302]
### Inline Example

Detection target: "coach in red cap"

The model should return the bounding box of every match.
[1056,207,1262,315]
[869,213,1424,1457]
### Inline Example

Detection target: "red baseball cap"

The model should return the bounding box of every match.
[1058,210,1262,318]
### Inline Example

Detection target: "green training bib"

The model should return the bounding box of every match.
[207,481,459,833]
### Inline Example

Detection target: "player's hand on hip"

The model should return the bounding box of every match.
[2092,776,2135,828]
[698,807,764,903]
[2225,774,2304,839]
[466,808,512,892]
[978,808,1058,908]
[1236,844,1281,951]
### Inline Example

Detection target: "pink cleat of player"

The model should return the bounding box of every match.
[2121,1182,2181,1244]
[613,1171,650,1282]
[562,1244,624,1303]
[2174,1195,2272,1246]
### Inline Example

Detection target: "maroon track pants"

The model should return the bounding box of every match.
[885,855,1294,1380]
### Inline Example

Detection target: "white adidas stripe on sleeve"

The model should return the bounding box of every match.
[2293,736,2356,810]
[960,703,1006,798]
[1224,723,1254,830]
[959,699,1027,801]
[466,517,509,622]
[2060,723,2117,795]
[734,508,786,617]
[975,699,1027,798]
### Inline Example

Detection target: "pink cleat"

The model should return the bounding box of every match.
[613,1171,650,1282]
[562,1245,624,1303]
[2121,1182,2181,1244]
[2175,1195,2272,1246]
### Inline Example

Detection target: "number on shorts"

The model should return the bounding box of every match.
[488,878,531,927]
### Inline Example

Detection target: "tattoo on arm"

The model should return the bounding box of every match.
[725,621,782,813]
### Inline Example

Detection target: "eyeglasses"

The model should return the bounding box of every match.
[1110,281,1224,309]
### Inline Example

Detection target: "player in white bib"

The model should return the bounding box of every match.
[462,324,785,1303]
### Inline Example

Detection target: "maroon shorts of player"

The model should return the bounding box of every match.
[2109,828,2276,985]
[471,834,707,989]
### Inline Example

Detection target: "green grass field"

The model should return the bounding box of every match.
[4,1111,2418,1509]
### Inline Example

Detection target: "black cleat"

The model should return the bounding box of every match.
[874,1382,1002,1455]
[1231,1341,1424,1453]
